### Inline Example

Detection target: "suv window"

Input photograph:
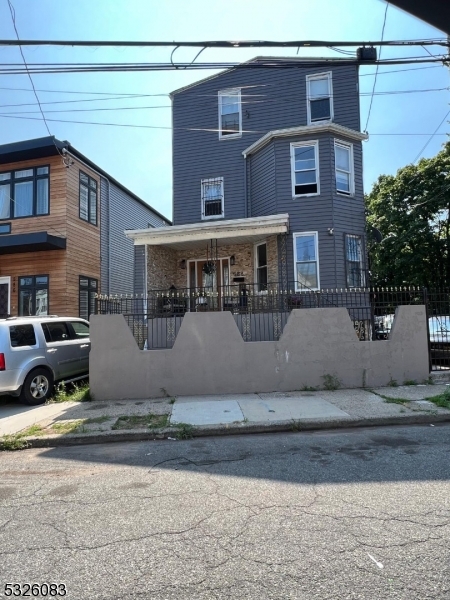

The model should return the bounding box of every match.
[71,321,89,338]
[42,322,70,343]
[9,324,37,347]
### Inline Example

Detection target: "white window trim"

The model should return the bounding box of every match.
[306,72,334,125]
[334,139,355,197]
[201,177,224,221]
[345,234,365,288]
[290,141,320,198]
[293,231,320,292]
[254,240,268,294]
[218,88,242,140]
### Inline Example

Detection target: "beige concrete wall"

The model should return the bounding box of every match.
[90,305,429,400]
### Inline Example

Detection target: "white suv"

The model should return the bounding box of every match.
[0,316,90,405]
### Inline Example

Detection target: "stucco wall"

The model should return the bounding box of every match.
[90,305,429,401]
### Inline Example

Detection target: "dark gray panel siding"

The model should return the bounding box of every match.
[249,144,276,217]
[134,245,146,295]
[172,63,360,226]
[100,178,109,295]
[100,178,168,296]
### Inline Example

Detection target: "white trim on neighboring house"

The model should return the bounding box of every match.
[293,232,320,292]
[242,123,368,157]
[0,276,11,315]
[290,140,320,198]
[125,214,289,247]
[334,139,355,197]
[218,89,242,139]
[306,71,334,126]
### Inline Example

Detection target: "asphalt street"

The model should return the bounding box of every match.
[1,424,450,599]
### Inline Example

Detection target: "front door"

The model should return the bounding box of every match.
[188,259,230,311]
[0,276,10,317]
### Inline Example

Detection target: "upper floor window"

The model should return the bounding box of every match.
[0,166,49,220]
[306,72,333,124]
[335,141,354,196]
[79,171,97,226]
[345,234,365,288]
[218,89,242,139]
[201,178,224,220]
[293,232,320,291]
[290,141,320,197]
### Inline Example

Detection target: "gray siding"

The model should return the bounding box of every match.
[134,245,146,295]
[249,144,276,217]
[172,63,360,226]
[100,178,168,296]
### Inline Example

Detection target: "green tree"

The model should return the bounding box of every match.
[366,141,450,288]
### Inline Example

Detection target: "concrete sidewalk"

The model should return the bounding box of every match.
[2,382,450,448]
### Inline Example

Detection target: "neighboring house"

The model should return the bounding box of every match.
[0,136,169,319]
[127,56,368,302]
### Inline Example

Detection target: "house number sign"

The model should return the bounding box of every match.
[232,271,244,277]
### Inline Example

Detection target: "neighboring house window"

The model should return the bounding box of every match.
[255,242,268,292]
[291,142,320,196]
[345,234,365,288]
[335,141,354,196]
[201,178,224,219]
[0,166,49,220]
[18,275,49,316]
[306,72,333,124]
[79,276,97,320]
[293,232,319,291]
[218,89,242,138]
[79,171,97,225]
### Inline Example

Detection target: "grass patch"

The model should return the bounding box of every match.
[21,424,46,437]
[174,422,194,440]
[111,413,169,431]
[377,394,410,406]
[169,397,176,404]
[322,374,342,391]
[49,382,91,404]
[422,377,434,385]
[51,420,85,434]
[425,388,450,410]
[387,378,398,387]
[403,379,418,386]
[291,420,302,432]
[300,385,318,392]
[1,434,30,451]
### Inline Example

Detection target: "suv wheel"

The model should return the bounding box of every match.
[20,368,54,406]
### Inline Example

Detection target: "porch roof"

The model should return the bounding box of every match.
[125,214,289,251]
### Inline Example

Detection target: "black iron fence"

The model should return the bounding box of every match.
[95,284,450,370]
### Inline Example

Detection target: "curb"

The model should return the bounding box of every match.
[10,412,450,449]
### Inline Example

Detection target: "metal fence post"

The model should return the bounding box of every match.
[423,287,432,373]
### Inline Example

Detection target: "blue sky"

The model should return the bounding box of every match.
[0,0,448,220]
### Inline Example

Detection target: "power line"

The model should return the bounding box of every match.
[412,110,450,163]
[364,2,389,132]
[5,0,65,163]
[0,37,447,48]
[0,112,447,137]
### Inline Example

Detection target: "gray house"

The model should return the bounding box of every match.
[127,57,368,301]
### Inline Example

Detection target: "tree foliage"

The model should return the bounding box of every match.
[366,141,450,288]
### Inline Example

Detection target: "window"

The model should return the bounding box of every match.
[0,223,11,234]
[79,171,97,225]
[291,142,319,196]
[42,322,70,343]
[71,321,90,338]
[306,72,333,124]
[0,166,49,220]
[18,275,49,316]
[9,324,36,347]
[79,276,97,320]
[255,242,268,292]
[201,178,224,219]
[293,232,319,291]
[218,89,242,138]
[335,141,354,195]
[345,234,365,288]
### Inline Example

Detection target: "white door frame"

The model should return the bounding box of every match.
[0,276,11,315]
